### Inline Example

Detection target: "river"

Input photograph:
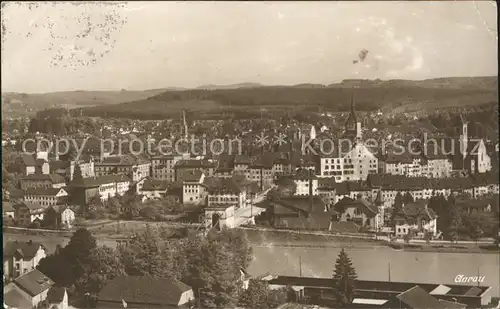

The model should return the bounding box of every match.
[4,231,499,298]
[244,230,500,298]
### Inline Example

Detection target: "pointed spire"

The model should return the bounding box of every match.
[350,91,355,113]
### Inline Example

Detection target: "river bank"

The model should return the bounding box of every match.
[5,222,498,254]
[241,227,500,254]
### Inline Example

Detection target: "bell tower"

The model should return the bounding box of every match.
[344,91,361,141]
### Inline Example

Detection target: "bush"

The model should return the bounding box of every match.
[30,221,41,229]
[139,206,159,220]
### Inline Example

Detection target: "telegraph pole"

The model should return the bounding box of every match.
[299,255,302,277]
[388,262,391,282]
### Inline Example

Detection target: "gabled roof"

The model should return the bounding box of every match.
[98,275,192,306]
[174,159,216,169]
[20,154,36,166]
[48,205,72,214]
[4,241,45,259]
[317,177,336,190]
[455,198,492,209]
[141,178,171,191]
[270,196,326,215]
[291,168,317,180]
[20,173,66,184]
[25,187,66,196]
[47,286,67,303]
[182,170,204,182]
[3,201,15,213]
[437,299,466,309]
[204,177,243,194]
[14,202,47,213]
[96,155,151,166]
[13,269,54,297]
[4,286,33,309]
[71,175,130,188]
[234,154,251,165]
[396,286,445,309]
[335,197,379,217]
[35,158,47,167]
[394,201,437,221]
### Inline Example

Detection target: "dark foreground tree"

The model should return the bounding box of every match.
[239,279,288,309]
[333,248,357,306]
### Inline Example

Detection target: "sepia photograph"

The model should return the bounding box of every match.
[1,1,499,308]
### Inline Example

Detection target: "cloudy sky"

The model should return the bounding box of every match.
[1,1,497,93]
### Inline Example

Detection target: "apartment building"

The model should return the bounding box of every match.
[94,155,151,182]
[19,174,66,191]
[23,187,69,207]
[182,171,207,205]
[3,241,47,281]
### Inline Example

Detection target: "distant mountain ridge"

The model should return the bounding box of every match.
[75,76,497,120]
[2,76,496,119]
[196,83,264,90]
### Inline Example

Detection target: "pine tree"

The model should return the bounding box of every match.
[73,163,83,183]
[391,192,404,223]
[447,195,461,242]
[333,248,357,305]
[403,192,414,205]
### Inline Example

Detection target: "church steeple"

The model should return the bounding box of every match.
[343,91,362,142]
[344,91,357,135]
[182,110,188,138]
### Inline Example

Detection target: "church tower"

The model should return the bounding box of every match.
[344,92,361,141]
[181,110,188,138]
[459,114,468,160]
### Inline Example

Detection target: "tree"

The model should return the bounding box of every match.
[239,279,287,309]
[180,230,244,309]
[332,248,357,306]
[446,195,461,242]
[390,192,404,223]
[119,224,174,278]
[106,197,122,215]
[139,206,160,220]
[404,230,412,244]
[239,279,269,309]
[212,228,253,270]
[73,163,83,182]
[429,195,449,235]
[37,251,76,287]
[78,246,125,296]
[37,228,99,293]
[424,230,432,244]
[274,176,297,196]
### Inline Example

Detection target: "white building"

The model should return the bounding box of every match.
[23,188,69,207]
[182,171,207,205]
[292,168,318,196]
[320,143,378,182]
[393,201,438,238]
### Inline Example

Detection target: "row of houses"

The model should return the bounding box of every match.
[257,185,497,238]
[2,241,70,309]
[2,240,249,309]
[3,201,75,228]
[260,274,493,308]
[291,171,499,210]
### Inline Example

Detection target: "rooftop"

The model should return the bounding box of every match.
[13,269,54,297]
[4,240,45,260]
[98,275,192,306]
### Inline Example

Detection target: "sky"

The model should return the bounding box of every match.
[1,1,497,93]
